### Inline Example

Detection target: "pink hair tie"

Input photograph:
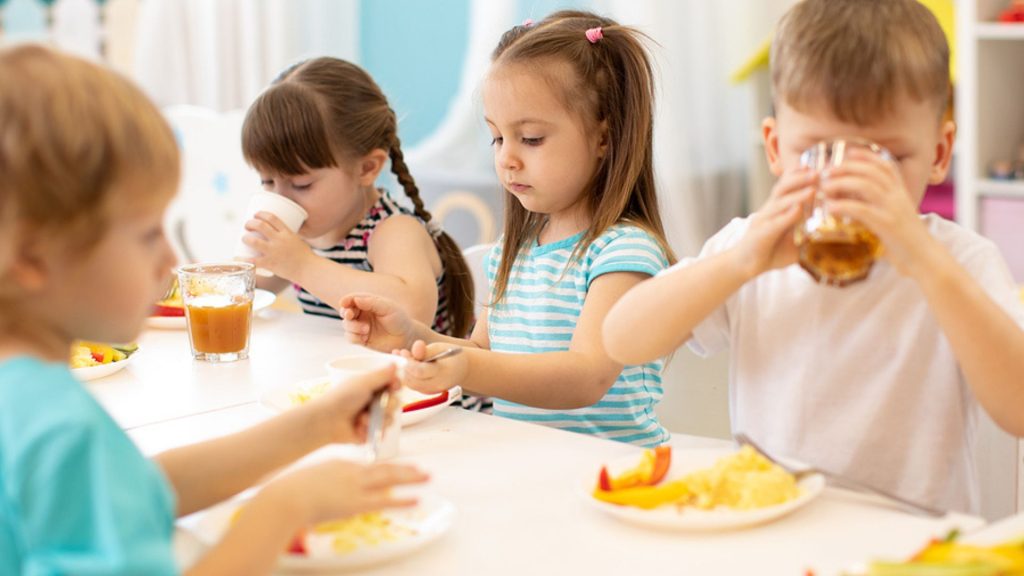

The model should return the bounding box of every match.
[522,18,534,27]
[585,27,603,44]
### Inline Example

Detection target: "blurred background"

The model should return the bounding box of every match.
[2,0,1023,519]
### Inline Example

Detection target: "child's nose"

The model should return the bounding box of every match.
[497,145,521,172]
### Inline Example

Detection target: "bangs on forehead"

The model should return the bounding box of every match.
[778,57,948,126]
[493,58,599,129]
[241,82,337,175]
[771,0,950,125]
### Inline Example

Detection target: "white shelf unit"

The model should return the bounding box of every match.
[955,0,1024,520]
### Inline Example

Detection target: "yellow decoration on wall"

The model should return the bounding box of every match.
[730,0,956,84]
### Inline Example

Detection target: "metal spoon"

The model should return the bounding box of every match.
[421,347,462,363]
[366,388,390,461]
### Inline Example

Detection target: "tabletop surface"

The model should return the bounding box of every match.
[86,308,1011,576]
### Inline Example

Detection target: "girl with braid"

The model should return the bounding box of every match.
[240,57,475,346]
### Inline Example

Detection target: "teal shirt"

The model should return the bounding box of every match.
[0,358,178,575]
[486,224,671,447]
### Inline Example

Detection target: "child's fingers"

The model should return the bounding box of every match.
[255,211,288,232]
[410,340,428,360]
[768,168,817,201]
[759,185,814,221]
[249,214,282,235]
[362,463,430,489]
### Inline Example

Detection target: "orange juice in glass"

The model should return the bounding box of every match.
[177,262,255,362]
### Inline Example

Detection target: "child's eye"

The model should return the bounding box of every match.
[292,183,312,191]
[522,137,544,146]
[260,179,274,189]
[143,227,164,244]
[490,137,503,147]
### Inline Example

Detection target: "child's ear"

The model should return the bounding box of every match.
[928,120,956,184]
[358,149,390,186]
[761,116,784,177]
[7,240,50,293]
[595,119,609,159]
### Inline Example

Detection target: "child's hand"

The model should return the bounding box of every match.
[822,149,936,278]
[272,459,429,526]
[339,293,416,351]
[395,341,467,395]
[242,211,313,281]
[307,364,401,444]
[734,168,817,277]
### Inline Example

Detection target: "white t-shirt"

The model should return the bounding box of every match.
[681,214,1024,513]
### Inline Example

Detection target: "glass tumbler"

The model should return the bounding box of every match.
[177,262,255,362]
[795,139,891,287]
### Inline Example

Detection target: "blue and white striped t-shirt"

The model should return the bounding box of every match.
[485,223,671,447]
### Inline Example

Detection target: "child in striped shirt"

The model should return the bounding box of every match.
[240,57,474,340]
[340,11,677,447]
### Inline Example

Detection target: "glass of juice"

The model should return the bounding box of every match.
[794,139,891,287]
[177,262,255,362]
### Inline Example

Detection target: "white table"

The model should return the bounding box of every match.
[88,309,364,429]
[94,311,992,575]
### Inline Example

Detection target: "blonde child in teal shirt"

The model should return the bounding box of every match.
[0,45,426,575]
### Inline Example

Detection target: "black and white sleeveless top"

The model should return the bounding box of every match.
[294,190,452,335]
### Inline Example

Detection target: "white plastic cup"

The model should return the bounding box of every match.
[325,354,402,460]
[236,192,308,276]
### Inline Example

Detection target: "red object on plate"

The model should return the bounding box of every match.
[402,391,450,412]
[152,304,185,317]
[285,530,307,555]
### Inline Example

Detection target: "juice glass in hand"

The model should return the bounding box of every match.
[795,139,891,287]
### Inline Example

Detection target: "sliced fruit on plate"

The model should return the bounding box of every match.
[402,391,450,413]
[597,445,672,491]
[857,531,1024,575]
[70,341,138,368]
[152,302,185,317]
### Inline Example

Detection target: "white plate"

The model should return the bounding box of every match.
[260,376,460,427]
[72,351,136,382]
[581,448,825,531]
[146,289,276,329]
[183,492,455,572]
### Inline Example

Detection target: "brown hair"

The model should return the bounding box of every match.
[488,10,676,304]
[770,0,951,124]
[0,45,179,326]
[241,57,474,337]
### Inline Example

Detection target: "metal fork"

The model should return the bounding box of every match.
[366,388,390,462]
[733,432,946,518]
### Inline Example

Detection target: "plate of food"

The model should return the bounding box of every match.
[147,288,276,329]
[840,530,1024,575]
[260,376,461,427]
[70,341,139,382]
[582,445,824,531]
[182,491,456,572]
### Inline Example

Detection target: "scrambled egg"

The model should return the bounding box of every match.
[678,445,801,510]
[310,512,416,554]
[288,381,331,406]
[593,445,802,511]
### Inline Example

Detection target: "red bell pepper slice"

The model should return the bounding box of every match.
[402,391,450,413]
[91,351,104,363]
[598,466,613,492]
[647,445,672,485]
[285,530,307,555]
[596,446,673,492]
[152,304,185,317]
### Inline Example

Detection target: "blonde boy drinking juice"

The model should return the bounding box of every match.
[604,0,1024,513]
[0,46,426,575]
[341,11,676,447]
